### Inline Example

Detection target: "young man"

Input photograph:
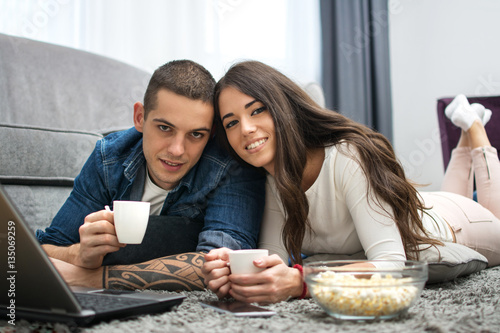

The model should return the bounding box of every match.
[36,60,265,290]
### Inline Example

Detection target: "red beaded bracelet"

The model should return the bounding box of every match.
[293,264,308,299]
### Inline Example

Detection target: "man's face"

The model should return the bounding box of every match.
[134,89,214,190]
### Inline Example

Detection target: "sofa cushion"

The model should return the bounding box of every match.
[2,185,72,231]
[0,33,149,133]
[303,242,488,284]
[0,124,102,186]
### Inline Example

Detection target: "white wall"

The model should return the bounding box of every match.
[389,0,500,190]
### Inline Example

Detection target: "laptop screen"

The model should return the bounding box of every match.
[0,186,82,314]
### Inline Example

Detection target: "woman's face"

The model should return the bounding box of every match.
[218,86,276,174]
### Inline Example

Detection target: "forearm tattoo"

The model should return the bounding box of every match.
[103,252,205,291]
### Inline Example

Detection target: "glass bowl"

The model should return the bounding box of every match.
[304,260,428,320]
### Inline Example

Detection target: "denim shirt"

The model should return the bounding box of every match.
[36,127,266,252]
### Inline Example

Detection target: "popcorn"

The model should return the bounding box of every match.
[310,271,419,318]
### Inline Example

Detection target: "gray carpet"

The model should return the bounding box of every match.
[4,266,500,333]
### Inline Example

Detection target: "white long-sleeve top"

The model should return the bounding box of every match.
[258,143,410,265]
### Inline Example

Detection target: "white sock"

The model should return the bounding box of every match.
[451,104,481,130]
[445,94,480,130]
[470,103,492,126]
[445,94,468,119]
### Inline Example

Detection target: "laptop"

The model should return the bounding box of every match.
[0,185,186,327]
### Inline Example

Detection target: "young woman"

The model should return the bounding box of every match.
[202,61,500,304]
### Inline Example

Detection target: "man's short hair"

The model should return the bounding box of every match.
[143,60,216,116]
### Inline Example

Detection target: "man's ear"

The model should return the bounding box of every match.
[133,102,145,133]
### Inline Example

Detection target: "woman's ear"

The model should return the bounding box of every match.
[133,102,145,133]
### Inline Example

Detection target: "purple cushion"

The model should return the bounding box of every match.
[437,95,500,169]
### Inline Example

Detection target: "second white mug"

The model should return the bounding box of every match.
[228,249,269,274]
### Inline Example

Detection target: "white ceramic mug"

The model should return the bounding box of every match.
[112,200,150,244]
[228,249,269,274]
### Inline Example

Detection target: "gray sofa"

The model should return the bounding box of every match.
[0,33,150,232]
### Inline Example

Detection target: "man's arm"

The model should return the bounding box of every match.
[52,252,206,291]
[196,160,266,252]
[37,137,123,265]
[43,243,80,264]
[42,209,124,268]
[104,252,205,290]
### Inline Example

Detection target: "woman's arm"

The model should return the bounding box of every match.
[335,144,407,263]
[257,177,289,262]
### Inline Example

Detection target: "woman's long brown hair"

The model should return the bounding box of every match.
[214,61,442,265]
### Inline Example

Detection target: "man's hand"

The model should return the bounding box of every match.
[76,209,126,268]
[202,247,232,299]
[42,209,126,268]
[50,258,103,288]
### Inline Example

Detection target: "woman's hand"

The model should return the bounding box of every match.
[228,254,303,304]
[202,247,232,299]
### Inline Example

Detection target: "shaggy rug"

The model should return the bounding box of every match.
[3,266,500,333]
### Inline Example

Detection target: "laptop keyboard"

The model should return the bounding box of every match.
[75,293,155,312]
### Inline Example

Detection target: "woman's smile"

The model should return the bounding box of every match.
[246,138,268,150]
